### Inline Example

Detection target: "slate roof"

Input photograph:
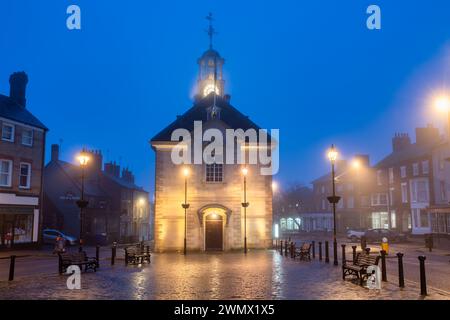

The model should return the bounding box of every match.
[55,160,108,197]
[374,142,438,168]
[0,94,48,130]
[50,160,147,196]
[103,171,145,191]
[151,93,263,142]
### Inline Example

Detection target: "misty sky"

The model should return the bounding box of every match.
[1,0,450,195]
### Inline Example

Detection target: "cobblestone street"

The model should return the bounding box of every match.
[0,250,449,300]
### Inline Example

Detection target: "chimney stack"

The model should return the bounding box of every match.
[9,72,28,107]
[392,133,411,152]
[121,168,135,184]
[51,144,59,162]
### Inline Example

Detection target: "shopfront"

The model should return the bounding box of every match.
[0,206,38,248]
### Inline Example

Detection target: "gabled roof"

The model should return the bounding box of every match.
[374,142,438,168]
[0,94,48,130]
[151,93,262,142]
[53,160,108,197]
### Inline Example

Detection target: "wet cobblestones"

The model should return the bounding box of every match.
[0,250,448,300]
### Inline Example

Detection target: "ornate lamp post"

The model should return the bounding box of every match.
[182,168,190,255]
[241,167,250,254]
[327,145,340,266]
[76,151,90,252]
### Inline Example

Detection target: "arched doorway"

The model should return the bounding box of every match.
[205,213,223,251]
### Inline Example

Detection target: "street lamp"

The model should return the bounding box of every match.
[327,145,340,266]
[434,93,450,139]
[76,151,90,252]
[181,167,190,255]
[241,167,250,254]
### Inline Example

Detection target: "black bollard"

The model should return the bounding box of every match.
[352,245,357,263]
[9,255,16,281]
[312,241,316,259]
[318,242,322,261]
[397,252,405,288]
[291,242,295,259]
[284,240,288,257]
[341,244,346,265]
[111,243,117,265]
[280,240,283,255]
[325,241,330,263]
[380,250,387,282]
[365,247,371,255]
[96,245,100,269]
[418,256,427,296]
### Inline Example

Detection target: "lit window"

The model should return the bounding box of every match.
[19,163,31,188]
[1,123,14,142]
[0,159,13,187]
[280,218,287,231]
[294,218,301,230]
[21,128,33,146]
[420,210,429,227]
[206,163,223,182]
[286,218,294,230]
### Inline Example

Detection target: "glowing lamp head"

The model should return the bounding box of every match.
[352,159,361,169]
[183,167,190,178]
[435,94,450,112]
[327,145,338,163]
[138,198,146,206]
[272,181,278,192]
[77,152,90,167]
[241,167,248,176]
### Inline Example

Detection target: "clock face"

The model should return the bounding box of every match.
[203,83,219,97]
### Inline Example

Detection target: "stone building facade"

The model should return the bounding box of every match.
[151,47,273,252]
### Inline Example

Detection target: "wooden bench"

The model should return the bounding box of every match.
[342,252,380,285]
[58,251,98,274]
[125,245,151,265]
[294,243,311,261]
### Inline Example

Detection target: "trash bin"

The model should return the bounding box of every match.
[381,237,389,254]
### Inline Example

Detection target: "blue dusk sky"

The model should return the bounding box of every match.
[1,0,450,195]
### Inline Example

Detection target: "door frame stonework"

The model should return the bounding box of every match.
[198,204,231,251]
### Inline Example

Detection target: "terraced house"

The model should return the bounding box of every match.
[0,72,48,249]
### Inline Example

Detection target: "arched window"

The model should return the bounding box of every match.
[280,218,287,231]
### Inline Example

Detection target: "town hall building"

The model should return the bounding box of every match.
[150,18,273,252]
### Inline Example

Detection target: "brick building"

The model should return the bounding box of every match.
[311,155,373,232]
[0,72,48,249]
[370,126,441,234]
[43,145,150,244]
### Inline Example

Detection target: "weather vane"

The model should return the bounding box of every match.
[206,12,217,49]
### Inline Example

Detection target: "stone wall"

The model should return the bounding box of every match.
[153,147,273,252]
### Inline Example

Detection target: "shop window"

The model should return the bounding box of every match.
[286,218,294,230]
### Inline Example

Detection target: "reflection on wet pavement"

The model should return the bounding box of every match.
[0,250,448,300]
